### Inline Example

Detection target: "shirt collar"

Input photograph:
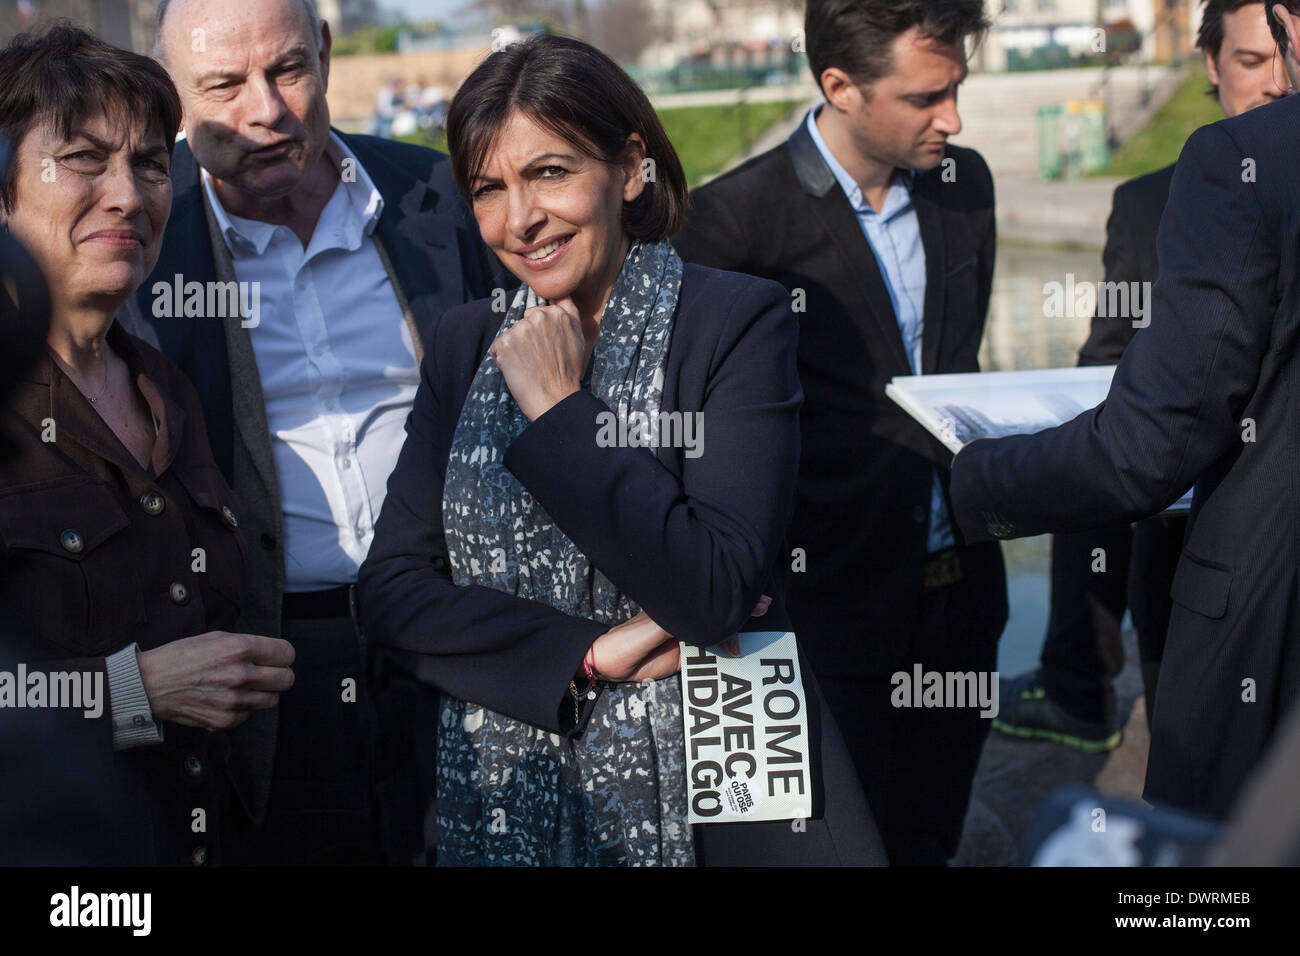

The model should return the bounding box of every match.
[805,106,917,215]
[201,130,384,257]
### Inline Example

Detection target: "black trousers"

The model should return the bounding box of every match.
[819,564,1004,866]
[226,615,384,865]
[1039,515,1184,725]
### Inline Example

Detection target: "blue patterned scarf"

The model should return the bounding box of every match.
[436,240,694,866]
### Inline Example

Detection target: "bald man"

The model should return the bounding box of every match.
[119,0,508,864]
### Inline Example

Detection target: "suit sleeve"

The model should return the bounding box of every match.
[672,186,749,271]
[951,123,1276,541]
[357,323,606,737]
[1078,181,1141,367]
[503,280,801,647]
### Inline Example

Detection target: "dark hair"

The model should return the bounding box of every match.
[446,34,687,241]
[0,23,182,212]
[1199,0,1267,96]
[804,0,989,94]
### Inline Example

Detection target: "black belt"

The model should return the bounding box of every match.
[282,584,360,621]
[922,547,963,590]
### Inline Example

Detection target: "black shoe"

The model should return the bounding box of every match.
[992,670,1121,753]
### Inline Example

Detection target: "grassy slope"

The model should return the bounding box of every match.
[397,99,803,187]
[1100,64,1222,179]
[656,99,802,186]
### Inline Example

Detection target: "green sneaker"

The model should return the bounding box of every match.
[992,670,1122,753]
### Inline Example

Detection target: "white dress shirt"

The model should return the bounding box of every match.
[202,133,419,591]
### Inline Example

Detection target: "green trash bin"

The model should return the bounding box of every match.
[1078,99,1110,174]
[1037,104,1064,181]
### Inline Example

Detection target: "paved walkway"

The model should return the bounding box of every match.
[953,629,1150,865]
[649,82,819,111]
[953,65,1186,180]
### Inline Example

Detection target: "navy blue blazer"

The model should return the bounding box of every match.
[950,93,1300,818]
[358,263,801,734]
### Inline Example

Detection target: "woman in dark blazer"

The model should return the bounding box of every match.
[0,26,293,865]
[359,33,883,865]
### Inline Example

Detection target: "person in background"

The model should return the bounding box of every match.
[948,0,1300,823]
[675,0,1005,865]
[373,76,404,138]
[119,0,507,865]
[995,0,1287,752]
[0,24,294,866]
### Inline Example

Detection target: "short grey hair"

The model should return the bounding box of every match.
[153,0,324,64]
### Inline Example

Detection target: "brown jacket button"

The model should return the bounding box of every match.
[170,582,190,605]
[220,506,239,530]
[184,755,203,777]
[60,530,84,554]
[191,846,208,866]
[140,491,165,515]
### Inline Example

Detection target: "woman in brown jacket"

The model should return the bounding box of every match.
[0,25,294,865]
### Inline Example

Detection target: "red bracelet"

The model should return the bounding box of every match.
[585,645,597,681]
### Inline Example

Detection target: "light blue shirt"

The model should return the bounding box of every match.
[806,107,954,553]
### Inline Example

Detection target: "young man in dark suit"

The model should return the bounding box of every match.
[950,0,1300,822]
[998,0,1287,751]
[675,0,1005,865]
[117,0,507,865]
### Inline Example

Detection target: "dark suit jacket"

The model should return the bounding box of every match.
[1078,163,1175,367]
[358,264,801,732]
[950,94,1300,817]
[116,132,507,826]
[358,265,892,863]
[674,118,1007,679]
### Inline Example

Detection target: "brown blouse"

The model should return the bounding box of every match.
[0,320,249,865]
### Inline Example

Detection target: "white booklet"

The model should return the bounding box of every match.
[680,631,812,824]
[886,366,1191,514]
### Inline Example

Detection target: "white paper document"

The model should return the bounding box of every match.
[886,366,1117,454]
[886,366,1191,514]
[680,631,812,824]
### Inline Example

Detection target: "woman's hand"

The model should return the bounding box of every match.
[590,612,679,682]
[137,631,295,731]
[589,594,773,683]
[490,296,587,421]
